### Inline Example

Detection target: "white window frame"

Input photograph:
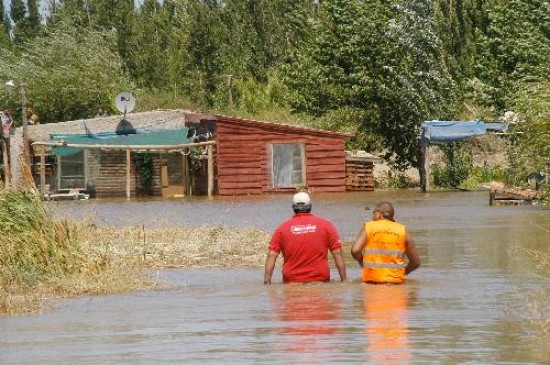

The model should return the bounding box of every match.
[57,150,88,190]
[270,142,306,189]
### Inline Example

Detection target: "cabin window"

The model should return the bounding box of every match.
[57,150,87,189]
[271,143,305,188]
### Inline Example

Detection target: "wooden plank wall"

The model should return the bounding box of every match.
[95,151,136,197]
[215,120,347,196]
[345,158,374,191]
[94,151,166,197]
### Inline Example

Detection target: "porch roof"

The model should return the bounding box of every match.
[48,128,194,156]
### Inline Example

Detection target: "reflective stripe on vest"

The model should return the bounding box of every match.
[363,248,405,257]
[363,262,406,269]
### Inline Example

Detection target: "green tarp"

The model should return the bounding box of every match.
[50,128,192,156]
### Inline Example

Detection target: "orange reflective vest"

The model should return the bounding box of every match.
[362,219,406,284]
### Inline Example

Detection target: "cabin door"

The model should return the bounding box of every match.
[160,152,187,198]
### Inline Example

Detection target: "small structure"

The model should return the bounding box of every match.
[22,110,354,198]
[419,120,508,192]
[489,183,541,206]
[345,151,381,191]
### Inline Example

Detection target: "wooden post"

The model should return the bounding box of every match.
[420,129,430,193]
[20,85,31,168]
[126,149,131,200]
[185,149,192,197]
[207,144,214,198]
[40,144,46,195]
[489,188,495,206]
[422,143,430,192]
[182,149,188,196]
[2,138,10,188]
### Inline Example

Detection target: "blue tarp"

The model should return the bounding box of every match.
[420,120,508,143]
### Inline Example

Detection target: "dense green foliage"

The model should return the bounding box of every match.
[432,143,472,188]
[0,0,548,179]
[507,81,550,194]
[0,20,131,124]
[133,152,155,195]
[282,0,454,167]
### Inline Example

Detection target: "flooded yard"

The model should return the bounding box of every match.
[1,191,549,364]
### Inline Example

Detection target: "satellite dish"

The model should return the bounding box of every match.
[115,92,136,115]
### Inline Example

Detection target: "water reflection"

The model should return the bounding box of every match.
[269,283,343,363]
[362,284,415,364]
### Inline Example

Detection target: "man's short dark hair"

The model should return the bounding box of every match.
[374,202,395,221]
[293,204,312,214]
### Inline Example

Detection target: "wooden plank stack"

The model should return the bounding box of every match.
[345,153,376,191]
[489,182,541,206]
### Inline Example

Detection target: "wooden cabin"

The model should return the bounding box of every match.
[187,113,354,196]
[23,110,355,198]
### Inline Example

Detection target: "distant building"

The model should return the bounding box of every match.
[10,110,377,198]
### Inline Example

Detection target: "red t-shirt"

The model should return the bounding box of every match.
[269,213,342,283]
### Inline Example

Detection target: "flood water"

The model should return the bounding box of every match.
[1,191,549,364]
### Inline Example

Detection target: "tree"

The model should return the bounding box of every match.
[170,0,225,107]
[10,0,26,23]
[15,0,43,42]
[10,0,26,43]
[282,0,453,168]
[378,0,455,167]
[0,20,133,123]
[127,0,173,88]
[26,0,41,30]
[507,81,550,188]
[473,0,550,111]
[46,0,92,30]
[46,0,136,77]
[434,0,480,83]
[218,0,313,84]
[0,0,12,46]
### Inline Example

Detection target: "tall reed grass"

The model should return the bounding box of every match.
[0,187,271,315]
[0,187,90,314]
[0,188,84,286]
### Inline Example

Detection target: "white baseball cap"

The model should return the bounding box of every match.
[292,192,311,205]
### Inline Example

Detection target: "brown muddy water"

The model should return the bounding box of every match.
[1,191,549,364]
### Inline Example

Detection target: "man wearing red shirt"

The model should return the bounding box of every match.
[264,192,347,284]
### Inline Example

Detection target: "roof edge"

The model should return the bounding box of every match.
[215,115,354,139]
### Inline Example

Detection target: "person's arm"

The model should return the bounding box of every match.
[404,230,420,275]
[330,247,347,282]
[351,225,367,266]
[264,249,279,284]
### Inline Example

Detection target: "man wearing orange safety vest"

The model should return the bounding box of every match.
[351,202,420,284]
